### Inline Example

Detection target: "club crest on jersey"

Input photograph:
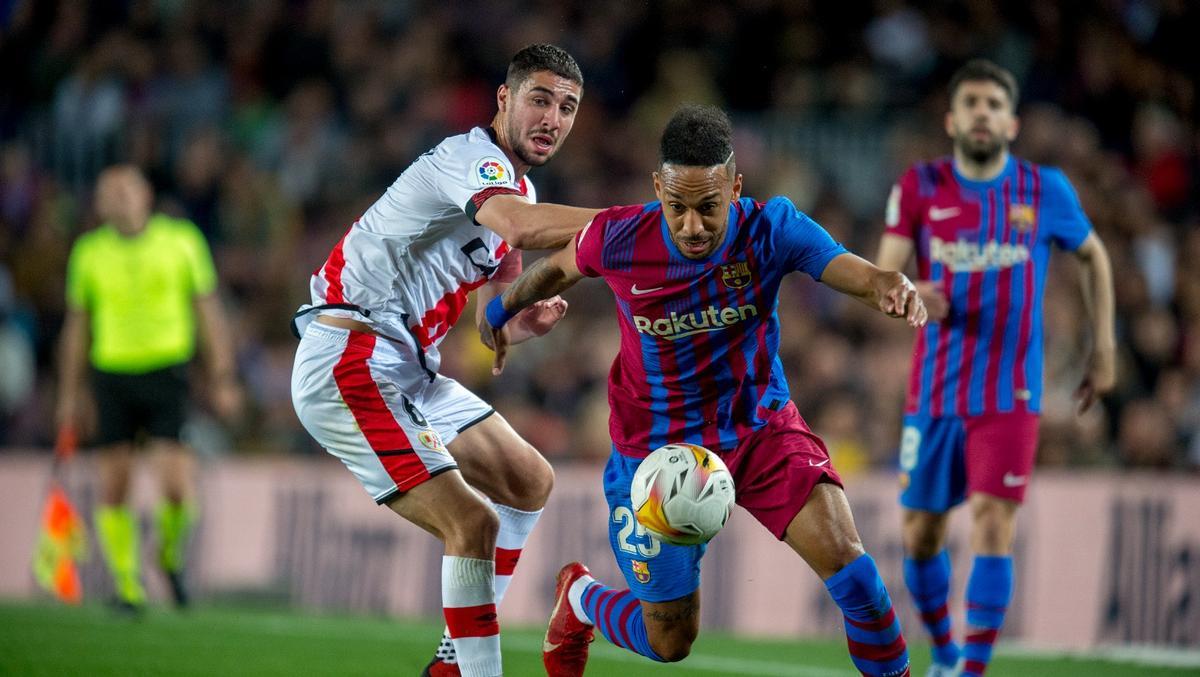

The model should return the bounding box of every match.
[417,430,447,453]
[475,158,509,186]
[1009,204,1036,232]
[631,560,651,583]
[720,261,752,289]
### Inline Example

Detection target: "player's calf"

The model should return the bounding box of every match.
[642,598,700,662]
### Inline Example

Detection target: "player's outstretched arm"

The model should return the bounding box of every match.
[475,194,600,250]
[820,252,928,328]
[1072,232,1117,413]
[482,239,585,375]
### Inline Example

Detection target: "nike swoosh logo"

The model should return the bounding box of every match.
[928,206,961,221]
[630,284,664,296]
[809,459,830,467]
[1002,472,1027,487]
[543,577,569,653]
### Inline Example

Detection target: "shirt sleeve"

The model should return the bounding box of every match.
[178,220,218,296]
[432,139,524,224]
[1039,167,1093,251]
[764,197,848,280]
[574,210,610,278]
[884,166,924,240]
[64,239,91,311]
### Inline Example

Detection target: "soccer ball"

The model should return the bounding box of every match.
[631,443,736,546]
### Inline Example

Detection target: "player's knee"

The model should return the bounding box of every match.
[443,501,500,553]
[904,526,943,559]
[526,451,554,505]
[902,511,948,559]
[501,443,554,509]
[832,538,867,570]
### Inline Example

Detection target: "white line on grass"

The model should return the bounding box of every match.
[504,635,853,677]
[998,643,1200,670]
[237,614,853,676]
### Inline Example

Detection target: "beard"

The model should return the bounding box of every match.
[508,120,552,167]
[957,130,1006,164]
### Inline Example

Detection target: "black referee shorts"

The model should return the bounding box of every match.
[91,364,189,446]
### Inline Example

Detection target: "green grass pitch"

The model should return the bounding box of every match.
[0,601,1192,676]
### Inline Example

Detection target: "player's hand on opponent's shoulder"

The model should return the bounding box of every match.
[878,271,928,328]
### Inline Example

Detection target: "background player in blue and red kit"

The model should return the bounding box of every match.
[484,105,927,677]
[875,60,1117,677]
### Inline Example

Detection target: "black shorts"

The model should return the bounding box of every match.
[91,365,189,446]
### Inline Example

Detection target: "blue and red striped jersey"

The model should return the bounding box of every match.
[576,196,847,458]
[884,156,1092,417]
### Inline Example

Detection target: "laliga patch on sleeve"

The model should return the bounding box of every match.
[474,157,512,187]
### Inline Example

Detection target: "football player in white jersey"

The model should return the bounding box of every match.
[290,45,598,677]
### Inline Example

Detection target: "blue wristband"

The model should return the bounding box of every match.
[485,295,517,329]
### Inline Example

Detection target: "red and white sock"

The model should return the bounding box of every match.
[442,556,500,677]
[438,503,543,664]
[492,502,542,602]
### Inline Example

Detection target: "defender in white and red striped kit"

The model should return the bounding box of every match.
[290,45,598,677]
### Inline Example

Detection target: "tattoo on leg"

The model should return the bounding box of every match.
[646,602,698,623]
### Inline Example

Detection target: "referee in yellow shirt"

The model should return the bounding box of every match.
[56,165,241,612]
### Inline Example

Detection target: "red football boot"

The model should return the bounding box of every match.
[543,562,595,677]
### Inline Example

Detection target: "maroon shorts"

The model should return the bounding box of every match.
[965,410,1039,502]
[723,402,842,539]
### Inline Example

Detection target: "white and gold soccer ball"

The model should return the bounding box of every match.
[631,443,736,546]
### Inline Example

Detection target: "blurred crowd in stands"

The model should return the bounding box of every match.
[0,0,1197,471]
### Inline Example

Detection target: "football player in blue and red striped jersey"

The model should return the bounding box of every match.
[485,104,923,677]
[875,59,1116,677]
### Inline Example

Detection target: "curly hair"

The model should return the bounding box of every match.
[659,104,735,169]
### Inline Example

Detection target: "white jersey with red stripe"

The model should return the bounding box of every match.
[304,126,534,370]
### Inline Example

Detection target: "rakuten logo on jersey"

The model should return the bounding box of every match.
[930,237,1030,272]
[632,304,758,340]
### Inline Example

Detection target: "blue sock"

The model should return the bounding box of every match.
[903,551,959,667]
[825,553,911,677]
[580,581,664,662]
[961,555,1012,676]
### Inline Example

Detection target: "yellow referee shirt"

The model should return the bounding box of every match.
[65,214,217,374]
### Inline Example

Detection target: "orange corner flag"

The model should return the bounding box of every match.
[32,428,88,604]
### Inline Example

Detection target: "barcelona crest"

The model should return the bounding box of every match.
[1008,204,1036,232]
[720,261,751,289]
[632,560,651,584]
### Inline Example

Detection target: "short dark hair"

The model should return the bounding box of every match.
[949,59,1019,109]
[506,44,583,92]
[659,104,734,169]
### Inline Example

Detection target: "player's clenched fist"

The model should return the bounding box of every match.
[878,271,927,328]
